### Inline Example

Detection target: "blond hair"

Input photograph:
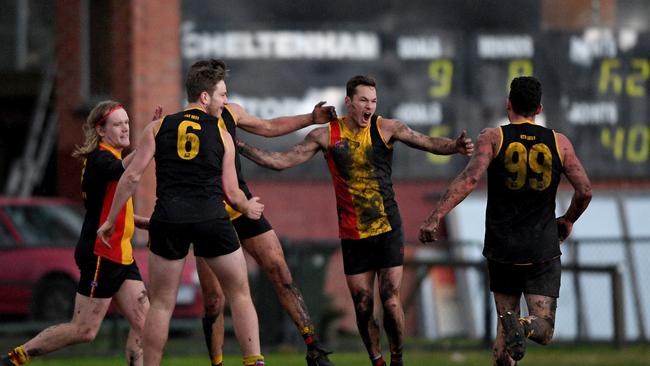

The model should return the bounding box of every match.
[72,100,122,159]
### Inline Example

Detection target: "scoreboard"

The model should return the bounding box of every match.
[181,3,650,180]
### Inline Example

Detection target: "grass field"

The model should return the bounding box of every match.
[24,345,650,366]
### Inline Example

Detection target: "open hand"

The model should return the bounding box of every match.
[97,220,115,248]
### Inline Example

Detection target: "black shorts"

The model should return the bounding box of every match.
[232,214,273,241]
[77,256,142,298]
[488,257,561,298]
[341,227,404,275]
[149,217,240,260]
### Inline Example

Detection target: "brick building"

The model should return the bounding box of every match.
[55,0,181,222]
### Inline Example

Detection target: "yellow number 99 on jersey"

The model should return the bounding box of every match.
[504,142,552,191]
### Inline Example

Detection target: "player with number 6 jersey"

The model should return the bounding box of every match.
[97,61,265,366]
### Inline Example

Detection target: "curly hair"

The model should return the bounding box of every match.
[508,76,542,117]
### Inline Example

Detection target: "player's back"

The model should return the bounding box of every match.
[484,121,564,264]
[153,108,229,223]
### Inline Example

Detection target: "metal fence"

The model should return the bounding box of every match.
[0,237,646,357]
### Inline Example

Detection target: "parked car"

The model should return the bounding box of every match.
[0,197,203,321]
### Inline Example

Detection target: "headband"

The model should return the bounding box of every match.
[95,105,124,126]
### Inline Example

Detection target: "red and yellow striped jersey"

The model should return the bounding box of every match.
[325,116,401,239]
[78,143,134,265]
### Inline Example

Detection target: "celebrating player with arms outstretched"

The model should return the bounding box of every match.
[238,75,473,366]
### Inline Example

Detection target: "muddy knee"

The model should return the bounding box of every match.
[77,325,100,343]
[352,291,374,323]
[203,291,226,317]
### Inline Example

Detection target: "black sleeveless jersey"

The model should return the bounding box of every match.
[152,108,228,223]
[218,105,252,198]
[483,121,564,264]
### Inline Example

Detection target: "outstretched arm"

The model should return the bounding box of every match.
[97,120,158,246]
[221,129,264,219]
[237,127,327,170]
[230,101,336,137]
[380,118,474,155]
[555,132,592,242]
[418,128,498,243]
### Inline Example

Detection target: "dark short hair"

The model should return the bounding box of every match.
[508,76,542,116]
[185,59,228,102]
[346,75,376,98]
[190,59,227,72]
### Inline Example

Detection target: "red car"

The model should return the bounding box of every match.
[0,197,202,321]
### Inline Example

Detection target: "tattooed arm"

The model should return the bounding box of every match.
[379,118,474,155]
[555,132,592,242]
[237,127,328,171]
[418,127,498,243]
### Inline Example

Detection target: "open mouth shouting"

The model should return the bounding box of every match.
[362,112,372,123]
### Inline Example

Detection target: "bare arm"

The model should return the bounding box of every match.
[419,128,498,243]
[121,149,137,168]
[237,127,327,170]
[380,118,474,155]
[134,215,150,230]
[230,101,336,137]
[555,132,592,242]
[97,120,157,245]
[221,129,264,219]
[121,106,163,169]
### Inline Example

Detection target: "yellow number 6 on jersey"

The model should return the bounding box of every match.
[177,120,201,160]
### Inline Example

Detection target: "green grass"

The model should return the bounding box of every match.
[26,345,650,366]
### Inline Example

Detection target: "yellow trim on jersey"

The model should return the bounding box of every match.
[552,130,564,166]
[217,121,226,144]
[153,117,165,137]
[99,143,122,159]
[224,203,243,220]
[223,104,239,125]
[217,122,244,220]
[495,127,504,156]
[120,198,135,263]
[375,116,393,149]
